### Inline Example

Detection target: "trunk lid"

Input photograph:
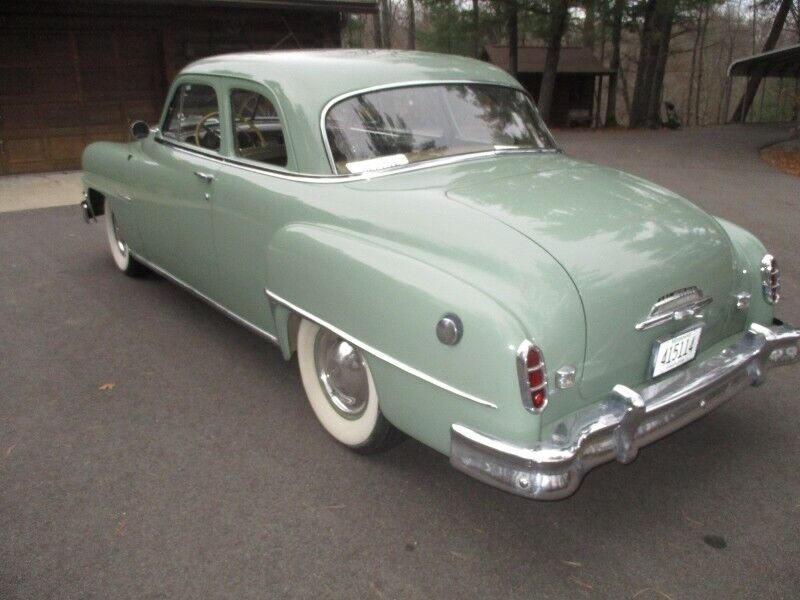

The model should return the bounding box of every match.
[446,155,739,401]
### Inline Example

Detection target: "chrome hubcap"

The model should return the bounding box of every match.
[111,212,126,254]
[314,328,369,418]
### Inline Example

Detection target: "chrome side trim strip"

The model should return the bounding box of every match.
[264,288,497,409]
[155,134,556,184]
[131,252,278,345]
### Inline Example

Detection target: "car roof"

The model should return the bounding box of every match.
[180,49,523,174]
[182,49,520,99]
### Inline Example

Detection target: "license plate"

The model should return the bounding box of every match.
[651,327,703,377]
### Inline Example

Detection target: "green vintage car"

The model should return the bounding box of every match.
[81,50,799,500]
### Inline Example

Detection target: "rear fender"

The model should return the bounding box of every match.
[265,223,544,452]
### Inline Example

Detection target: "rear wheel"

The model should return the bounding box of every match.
[296,318,405,454]
[105,209,146,277]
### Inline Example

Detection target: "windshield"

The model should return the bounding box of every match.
[324,83,557,174]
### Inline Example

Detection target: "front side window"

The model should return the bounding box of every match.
[325,84,556,174]
[162,83,221,151]
[229,89,287,167]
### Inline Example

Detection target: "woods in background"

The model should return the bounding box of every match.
[342,0,800,127]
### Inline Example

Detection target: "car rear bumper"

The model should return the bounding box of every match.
[450,321,800,500]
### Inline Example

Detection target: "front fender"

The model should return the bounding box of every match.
[265,223,559,453]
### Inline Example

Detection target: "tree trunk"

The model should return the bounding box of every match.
[605,0,623,126]
[583,0,596,48]
[507,0,518,76]
[731,0,792,122]
[372,11,382,48]
[630,0,659,127]
[694,7,709,125]
[593,1,607,126]
[406,0,415,49]
[380,0,391,48]
[631,0,676,128]
[538,0,570,123]
[473,0,481,58]
[685,8,702,125]
[644,4,674,128]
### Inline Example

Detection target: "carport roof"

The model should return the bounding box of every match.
[727,44,800,78]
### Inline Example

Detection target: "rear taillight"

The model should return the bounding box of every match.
[761,254,781,305]
[517,341,548,412]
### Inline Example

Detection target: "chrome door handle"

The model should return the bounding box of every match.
[194,171,215,183]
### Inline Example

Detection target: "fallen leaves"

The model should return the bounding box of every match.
[114,518,126,536]
[4,443,16,457]
[761,142,800,177]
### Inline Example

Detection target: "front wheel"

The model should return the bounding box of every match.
[105,209,146,277]
[296,318,405,454]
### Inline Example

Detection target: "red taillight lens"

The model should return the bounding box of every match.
[519,342,547,412]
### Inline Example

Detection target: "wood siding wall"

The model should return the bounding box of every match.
[0,2,342,174]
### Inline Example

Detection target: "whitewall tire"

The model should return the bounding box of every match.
[105,209,146,277]
[296,318,405,453]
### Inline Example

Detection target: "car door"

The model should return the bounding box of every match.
[136,79,223,299]
[211,84,297,334]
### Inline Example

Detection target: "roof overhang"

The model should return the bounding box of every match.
[73,0,378,13]
[727,44,800,78]
[483,45,613,76]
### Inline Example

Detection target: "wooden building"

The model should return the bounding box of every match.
[482,45,612,128]
[0,0,376,174]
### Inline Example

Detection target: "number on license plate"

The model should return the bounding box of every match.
[651,327,703,377]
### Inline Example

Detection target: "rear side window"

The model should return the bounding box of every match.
[229,89,287,167]
[162,84,221,152]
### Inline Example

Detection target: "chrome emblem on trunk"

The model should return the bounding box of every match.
[635,287,713,331]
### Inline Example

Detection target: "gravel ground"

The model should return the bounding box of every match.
[1,124,799,599]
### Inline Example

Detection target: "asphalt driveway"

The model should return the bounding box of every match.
[1,125,799,599]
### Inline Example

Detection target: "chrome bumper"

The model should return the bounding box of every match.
[80,192,96,224]
[451,321,800,500]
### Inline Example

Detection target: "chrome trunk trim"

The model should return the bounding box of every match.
[451,321,800,500]
[635,287,713,331]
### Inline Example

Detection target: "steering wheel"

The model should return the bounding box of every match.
[234,114,268,152]
[194,111,222,150]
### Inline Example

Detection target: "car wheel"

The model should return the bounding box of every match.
[105,209,146,277]
[296,318,405,454]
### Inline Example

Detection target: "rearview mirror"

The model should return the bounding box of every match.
[130,120,150,140]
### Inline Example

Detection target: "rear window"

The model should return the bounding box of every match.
[324,83,556,174]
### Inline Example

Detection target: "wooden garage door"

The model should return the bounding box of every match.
[0,29,164,175]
